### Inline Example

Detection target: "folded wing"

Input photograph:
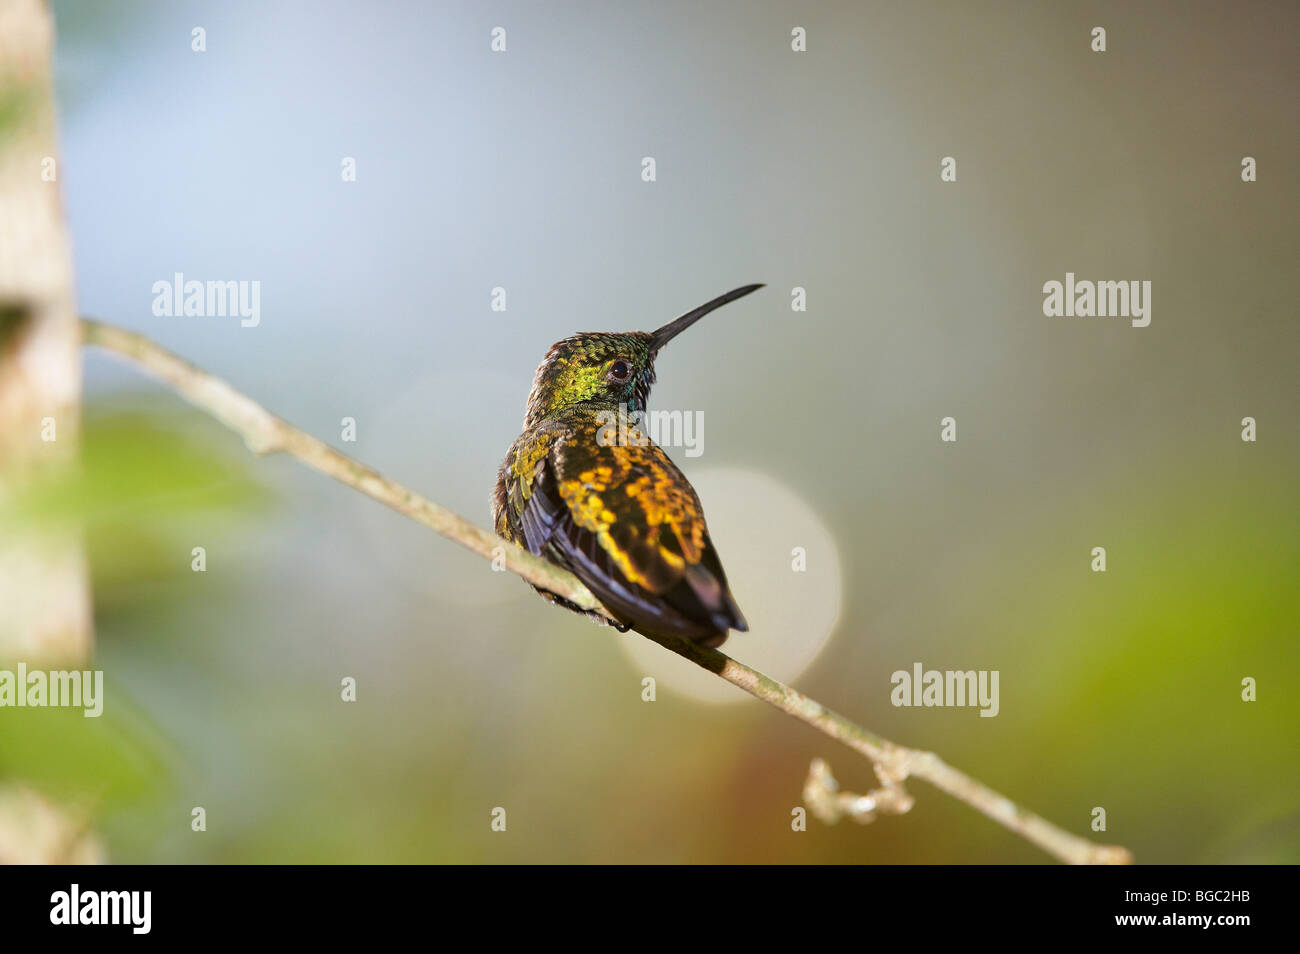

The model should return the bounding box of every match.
[513,421,746,646]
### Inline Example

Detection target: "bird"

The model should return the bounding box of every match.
[492,284,763,648]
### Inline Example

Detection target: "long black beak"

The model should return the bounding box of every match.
[649,284,764,352]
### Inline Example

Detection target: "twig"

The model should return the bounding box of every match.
[81,317,1133,865]
[803,757,914,825]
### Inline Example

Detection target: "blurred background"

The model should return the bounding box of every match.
[2,0,1295,862]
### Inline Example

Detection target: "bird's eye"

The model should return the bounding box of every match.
[609,360,630,381]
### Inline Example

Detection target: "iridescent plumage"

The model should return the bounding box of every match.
[492,286,762,647]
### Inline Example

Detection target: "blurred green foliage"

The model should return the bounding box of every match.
[0,402,268,818]
[0,83,34,139]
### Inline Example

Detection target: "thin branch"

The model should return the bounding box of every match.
[82,318,1133,865]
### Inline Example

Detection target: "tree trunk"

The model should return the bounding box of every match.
[0,0,101,864]
[0,0,91,665]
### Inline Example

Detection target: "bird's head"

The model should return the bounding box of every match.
[522,284,763,428]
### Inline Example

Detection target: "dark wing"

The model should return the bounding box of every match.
[496,424,627,627]
[517,418,746,647]
[494,426,558,547]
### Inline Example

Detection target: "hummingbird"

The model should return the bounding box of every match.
[492,284,763,648]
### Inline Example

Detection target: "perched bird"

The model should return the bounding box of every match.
[493,285,763,648]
